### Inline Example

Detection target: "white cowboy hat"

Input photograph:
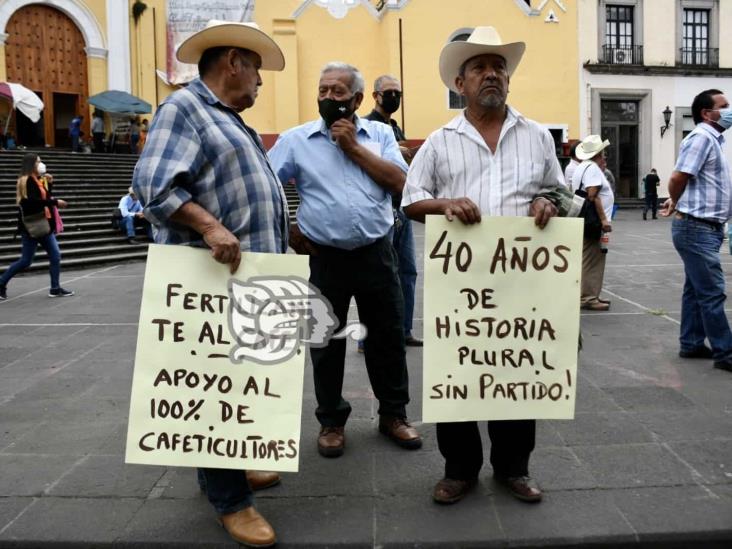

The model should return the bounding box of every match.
[176,20,285,71]
[439,27,525,92]
[576,135,611,161]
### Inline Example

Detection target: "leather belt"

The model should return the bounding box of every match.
[675,211,724,230]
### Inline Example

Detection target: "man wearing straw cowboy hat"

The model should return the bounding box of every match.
[571,134,614,311]
[403,26,565,505]
[133,20,288,547]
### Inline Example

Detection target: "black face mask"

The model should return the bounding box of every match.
[380,91,401,114]
[318,97,355,128]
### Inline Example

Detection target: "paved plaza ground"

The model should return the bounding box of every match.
[0,211,731,548]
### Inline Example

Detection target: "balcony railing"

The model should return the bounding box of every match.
[601,44,644,65]
[679,48,719,68]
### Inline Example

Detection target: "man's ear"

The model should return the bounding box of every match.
[226,48,241,74]
[372,90,379,103]
[454,76,465,96]
[353,92,364,110]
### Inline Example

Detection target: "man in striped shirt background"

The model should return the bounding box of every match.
[661,88,732,373]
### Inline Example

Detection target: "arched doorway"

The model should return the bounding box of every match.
[5,4,89,147]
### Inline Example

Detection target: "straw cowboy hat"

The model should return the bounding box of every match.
[176,20,285,71]
[439,27,525,92]
[576,135,611,161]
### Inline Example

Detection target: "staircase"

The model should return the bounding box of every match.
[0,150,300,274]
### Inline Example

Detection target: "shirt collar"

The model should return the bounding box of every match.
[306,115,371,139]
[447,105,523,133]
[698,121,725,144]
[188,78,229,108]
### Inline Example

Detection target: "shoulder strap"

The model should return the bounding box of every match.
[577,163,592,191]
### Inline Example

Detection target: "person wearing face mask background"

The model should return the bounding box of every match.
[0,153,73,300]
[269,61,422,459]
[364,75,422,348]
[660,88,732,373]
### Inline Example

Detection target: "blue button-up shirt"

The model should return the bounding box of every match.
[132,78,288,254]
[118,194,143,218]
[269,117,408,250]
[675,122,732,223]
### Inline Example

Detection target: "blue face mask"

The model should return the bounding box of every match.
[717,107,732,130]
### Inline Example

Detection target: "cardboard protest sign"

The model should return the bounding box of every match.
[126,244,309,472]
[422,216,582,422]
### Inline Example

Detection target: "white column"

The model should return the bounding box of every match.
[106,0,131,92]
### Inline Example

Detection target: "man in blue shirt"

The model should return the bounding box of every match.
[117,187,152,243]
[133,20,288,547]
[269,61,422,458]
[661,88,732,373]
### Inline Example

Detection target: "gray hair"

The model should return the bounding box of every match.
[320,62,365,94]
[373,74,400,92]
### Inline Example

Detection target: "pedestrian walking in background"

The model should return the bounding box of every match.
[69,114,83,153]
[138,119,149,153]
[572,135,614,311]
[0,153,73,300]
[661,88,732,373]
[563,141,580,185]
[129,117,141,154]
[91,111,105,153]
[642,168,660,220]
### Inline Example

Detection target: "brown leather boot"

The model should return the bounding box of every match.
[246,470,281,491]
[219,506,276,547]
[318,426,345,457]
[378,415,422,449]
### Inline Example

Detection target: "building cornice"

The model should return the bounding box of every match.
[584,63,732,78]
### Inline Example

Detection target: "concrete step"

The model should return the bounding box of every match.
[0,241,150,265]
[0,234,134,254]
[0,248,149,273]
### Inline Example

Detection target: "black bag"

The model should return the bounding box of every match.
[574,165,604,241]
[111,208,123,230]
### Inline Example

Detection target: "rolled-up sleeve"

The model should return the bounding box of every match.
[401,137,437,208]
[132,103,204,225]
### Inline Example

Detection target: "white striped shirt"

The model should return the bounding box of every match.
[402,107,565,216]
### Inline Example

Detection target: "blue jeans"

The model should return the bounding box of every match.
[672,216,732,360]
[197,468,253,515]
[0,232,61,289]
[121,215,152,239]
[393,210,417,337]
[71,135,80,152]
[130,134,140,154]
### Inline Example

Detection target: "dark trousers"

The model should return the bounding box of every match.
[644,194,658,218]
[436,420,536,480]
[196,468,253,515]
[309,236,410,426]
[93,132,105,153]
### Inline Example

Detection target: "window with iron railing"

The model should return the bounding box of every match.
[680,8,718,67]
[601,4,643,65]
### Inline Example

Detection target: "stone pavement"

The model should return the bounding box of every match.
[0,211,731,548]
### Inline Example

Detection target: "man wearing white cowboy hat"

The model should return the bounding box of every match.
[571,134,614,311]
[133,19,288,548]
[403,26,565,505]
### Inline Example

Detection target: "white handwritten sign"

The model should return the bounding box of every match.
[422,216,582,422]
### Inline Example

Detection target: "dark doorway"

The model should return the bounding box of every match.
[53,93,78,148]
[601,100,639,198]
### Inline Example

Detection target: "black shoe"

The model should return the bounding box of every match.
[679,346,713,359]
[713,360,732,372]
[0,285,6,300]
[652,216,658,219]
[126,237,140,245]
[643,213,647,220]
[48,287,74,298]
